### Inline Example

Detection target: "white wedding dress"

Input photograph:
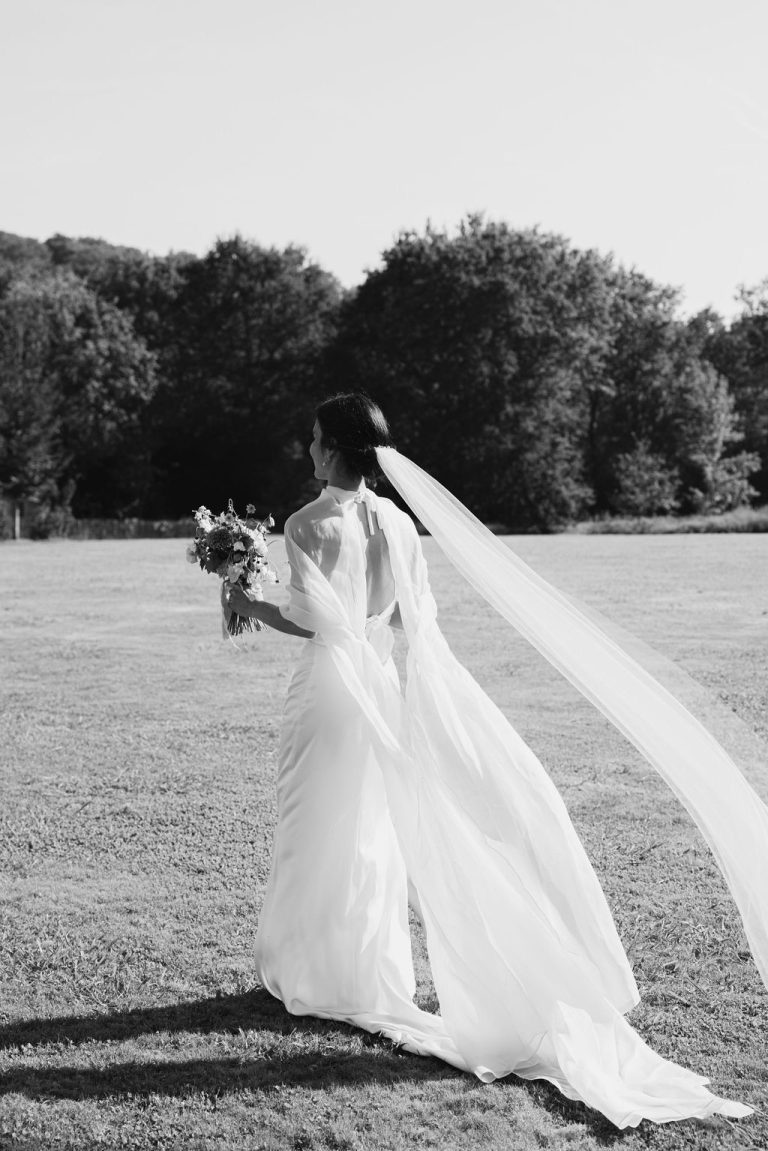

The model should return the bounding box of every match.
[254,480,752,1129]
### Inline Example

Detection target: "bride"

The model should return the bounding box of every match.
[226,392,761,1128]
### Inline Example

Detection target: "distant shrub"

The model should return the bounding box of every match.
[686,451,761,514]
[67,518,196,540]
[569,504,768,535]
[8,517,197,541]
[28,504,76,540]
[612,442,680,516]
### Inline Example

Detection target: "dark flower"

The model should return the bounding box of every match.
[207,525,234,552]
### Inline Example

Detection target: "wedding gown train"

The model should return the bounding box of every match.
[254,479,753,1128]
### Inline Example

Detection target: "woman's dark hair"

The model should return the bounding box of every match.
[316,393,393,479]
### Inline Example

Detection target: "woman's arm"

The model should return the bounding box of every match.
[227,585,314,638]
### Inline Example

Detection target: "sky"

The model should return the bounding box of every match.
[2,0,767,320]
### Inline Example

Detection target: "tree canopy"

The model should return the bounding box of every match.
[0,222,765,534]
[0,271,157,531]
[330,219,759,525]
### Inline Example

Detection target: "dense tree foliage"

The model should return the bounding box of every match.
[150,236,341,518]
[0,271,157,532]
[0,222,765,534]
[699,281,768,503]
[587,272,758,516]
[330,220,759,525]
[329,220,611,526]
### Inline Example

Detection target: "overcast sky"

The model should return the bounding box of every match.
[2,0,767,319]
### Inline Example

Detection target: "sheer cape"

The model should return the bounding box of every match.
[265,470,755,1126]
[376,446,768,993]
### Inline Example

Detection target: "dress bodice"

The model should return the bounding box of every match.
[280,484,409,642]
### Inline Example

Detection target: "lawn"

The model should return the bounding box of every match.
[1,533,766,1151]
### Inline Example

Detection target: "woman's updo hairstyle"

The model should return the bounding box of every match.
[316,392,393,480]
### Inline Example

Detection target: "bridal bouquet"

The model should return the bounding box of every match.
[186,500,278,636]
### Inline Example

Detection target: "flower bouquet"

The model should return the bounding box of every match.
[186,500,278,636]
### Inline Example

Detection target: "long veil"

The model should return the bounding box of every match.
[376,446,768,992]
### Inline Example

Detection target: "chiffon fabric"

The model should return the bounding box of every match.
[254,479,752,1128]
[377,446,768,993]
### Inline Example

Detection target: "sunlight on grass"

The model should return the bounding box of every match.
[1,536,767,1149]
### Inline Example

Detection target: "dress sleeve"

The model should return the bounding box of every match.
[276,510,336,634]
[408,519,433,603]
[382,502,438,640]
[277,516,308,627]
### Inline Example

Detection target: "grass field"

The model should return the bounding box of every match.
[1,534,767,1151]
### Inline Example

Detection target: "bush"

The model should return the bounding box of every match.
[28,503,76,540]
[611,441,680,516]
[65,518,195,540]
[686,451,760,514]
[569,504,768,534]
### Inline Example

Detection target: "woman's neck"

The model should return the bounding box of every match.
[325,464,363,491]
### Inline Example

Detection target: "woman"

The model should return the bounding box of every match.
[227,393,759,1128]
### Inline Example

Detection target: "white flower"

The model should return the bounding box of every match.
[185,543,198,564]
[233,541,245,553]
[227,562,244,583]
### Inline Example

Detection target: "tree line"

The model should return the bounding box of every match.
[1,217,767,534]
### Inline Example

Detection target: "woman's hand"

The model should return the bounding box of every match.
[226,583,259,619]
[224,581,314,638]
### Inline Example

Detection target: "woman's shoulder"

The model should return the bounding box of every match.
[283,494,335,542]
[375,493,413,523]
[374,495,420,540]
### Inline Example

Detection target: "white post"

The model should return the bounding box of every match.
[13,502,21,540]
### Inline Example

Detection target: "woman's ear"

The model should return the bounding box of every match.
[322,439,337,465]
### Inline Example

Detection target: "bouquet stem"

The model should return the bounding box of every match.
[221,581,266,637]
[227,611,266,635]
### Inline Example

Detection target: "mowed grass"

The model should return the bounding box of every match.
[1,533,767,1151]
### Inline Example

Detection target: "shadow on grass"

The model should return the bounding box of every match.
[0,988,625,1143]
[0,987,324,1050]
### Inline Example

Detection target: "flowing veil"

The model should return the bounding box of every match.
[376,446,768,993]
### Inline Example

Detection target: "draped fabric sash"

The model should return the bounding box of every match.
[376,445,768,993]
